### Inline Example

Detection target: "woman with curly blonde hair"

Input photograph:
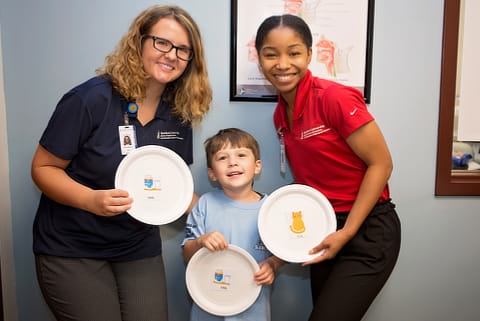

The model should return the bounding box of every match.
[31,5,211,321]
[98,4,211,124]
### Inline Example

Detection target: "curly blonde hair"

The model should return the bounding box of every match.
[97,5,212,125]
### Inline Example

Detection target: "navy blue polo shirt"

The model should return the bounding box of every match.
[33,76,193,261]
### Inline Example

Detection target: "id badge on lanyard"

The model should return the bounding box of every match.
[278,127,286,175]
[118,102,138,155]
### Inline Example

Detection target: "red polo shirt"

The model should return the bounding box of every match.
[273,70,389,212]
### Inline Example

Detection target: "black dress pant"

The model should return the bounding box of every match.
[309,201,401,321]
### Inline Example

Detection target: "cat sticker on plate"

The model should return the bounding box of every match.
[258,184,336,263]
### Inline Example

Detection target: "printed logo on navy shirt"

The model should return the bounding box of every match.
[157,131,184,140]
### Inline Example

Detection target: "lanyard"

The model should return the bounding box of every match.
[277,127,286,175]
[124,102,139,125]
[119,102,139,155]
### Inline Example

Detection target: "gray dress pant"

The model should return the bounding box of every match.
[35,254,168,321]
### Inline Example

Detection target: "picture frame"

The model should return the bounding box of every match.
[230,0,375,103]
[435,0,480,196]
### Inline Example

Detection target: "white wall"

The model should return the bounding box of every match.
[0,0,479,321]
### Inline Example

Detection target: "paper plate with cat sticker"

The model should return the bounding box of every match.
[114,145,193,225]
[258,184,336,263]
[185,244,261,316]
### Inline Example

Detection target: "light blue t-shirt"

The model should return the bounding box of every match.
[182,189,272,321]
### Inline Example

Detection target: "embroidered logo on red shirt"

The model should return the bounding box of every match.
[301,125,331,139]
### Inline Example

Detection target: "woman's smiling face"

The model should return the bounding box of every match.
[141,17,191,89]
[258,26,312,102]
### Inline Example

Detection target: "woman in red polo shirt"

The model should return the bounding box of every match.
[255,14,401,321]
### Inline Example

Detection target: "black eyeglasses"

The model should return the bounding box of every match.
[143,35,193,61]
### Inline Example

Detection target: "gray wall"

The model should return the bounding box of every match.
[1,0,479,320]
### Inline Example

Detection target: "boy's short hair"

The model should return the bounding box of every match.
[204,128,260,168]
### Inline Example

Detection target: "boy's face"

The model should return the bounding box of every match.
[207,144,262,193]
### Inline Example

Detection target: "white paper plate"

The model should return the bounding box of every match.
[185,245,261,316]
[258,184,336,263]
[114,145,193,225]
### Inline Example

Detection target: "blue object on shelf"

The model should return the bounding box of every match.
[452,153,472,169]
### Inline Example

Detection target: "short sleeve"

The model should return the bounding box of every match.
[39,91,93,160]
[321,85,373,139]
[181,197,206,246]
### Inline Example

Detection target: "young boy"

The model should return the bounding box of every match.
[182,128,283,321]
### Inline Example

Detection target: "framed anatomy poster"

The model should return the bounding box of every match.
[230,0,375,103]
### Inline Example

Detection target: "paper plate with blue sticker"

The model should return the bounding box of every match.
[185,244,261,316]
[258,184,336,263]
[114,145,193,225]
